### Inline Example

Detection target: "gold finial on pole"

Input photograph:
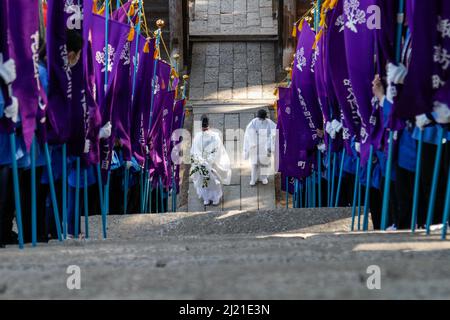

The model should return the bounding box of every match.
[156,19,165,29]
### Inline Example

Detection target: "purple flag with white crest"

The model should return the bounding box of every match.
[3,0,40,150]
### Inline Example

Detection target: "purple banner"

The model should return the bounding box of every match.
[4,0,40,150]
[276,87,313,179]
[292,22,323,143]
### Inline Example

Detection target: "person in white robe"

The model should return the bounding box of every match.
[190,115,231,206]
[243,109,277,186]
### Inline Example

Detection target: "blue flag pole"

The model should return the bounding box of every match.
[312,171,316,208]
[159,175,165,213]
[363,146,374,231]
[351,157,361,231]
[330,152,337,207]
[326,142,332,207]
[10,134,24,249]
[140,169,144,212]
[299,181,303,208]
[123,166,129,214]
[317,150,322,207]
[425,126,446,235]
[74,157,80,237]
[97,163,104,216]
[335,151,345,207]
[357,179,362,231]
[62,144,67,239]
[44,142,62,241]
[31,137,37,247]
[411,130,423,232]
[380,0,405,230]
[84,169,89,239]
[441,167,450,240]
[285,176,289,209]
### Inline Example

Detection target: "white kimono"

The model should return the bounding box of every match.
[190,129,231,204]
[243,117,277,184]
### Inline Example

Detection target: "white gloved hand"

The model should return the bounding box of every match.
[415,114,432,130]
[355,142,361,153]
[83,140,91,154]
[317,143,326,152]
[433,102,450,124]
[331,119,343,133]
[0,54,17,84]
[325,121,332,135]
[386,83,397,104]
[4,96,19,123]
[125,161,133,170]
[99,121,112,139]
[387,62,408,85]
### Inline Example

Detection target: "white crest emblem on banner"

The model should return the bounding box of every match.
[96,44,115,72]
[296,48,307,72]
[336,0,366,33]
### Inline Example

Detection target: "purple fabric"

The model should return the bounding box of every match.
[110,39,133,161]
[376,0,398,64]
[395,0,440,118]
[327,3,363,158]
[431,1,450,108]
[91,14,130,179]
[130,38,155,167]
[112,1,138,24]
[46,0,74,145]
[4,0,40,150]
[314,31,330,124]
[0,0,13,134]
[343,0,377,165]
[276,87,313,179]
[160,91,175,188]
[292,22,323,142]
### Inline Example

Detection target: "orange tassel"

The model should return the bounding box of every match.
[143,41,150,53]
[127,27,135,42]
[292,23,297,38]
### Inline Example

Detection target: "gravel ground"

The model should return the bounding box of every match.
[1,208,450,300]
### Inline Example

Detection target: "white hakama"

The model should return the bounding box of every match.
[190,129,231,205]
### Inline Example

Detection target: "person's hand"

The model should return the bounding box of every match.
[0,54,16,84]
[387,63,407,85]
[317,143,326,152]
[433,102,450,124]
[331,119,343,133]
[415,114,432,130]
[372,74,385,102]
[4,96,19,123]
[83,140,91,154]
[125,161,133,170]
[99,121,112,139]
[355,142,361,153]
[325,121,332,135]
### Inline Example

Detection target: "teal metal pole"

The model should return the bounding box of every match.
[426,127,445,235]
[381,0,405,230]
[441,167,450,240]
[84,169,89,239]
[317,150,322,207]
[351,157,361,231]
[123,166,129,214]
[330,152,337,207]
[74,158,80,237]
[10,134,24,249]
[31,137,37,247]
[62,144,67,239]
[285,176,289,209]
[363,146,374,231]
[335,151,345,207]
[44,143,62,241]
[411,130,423,232]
